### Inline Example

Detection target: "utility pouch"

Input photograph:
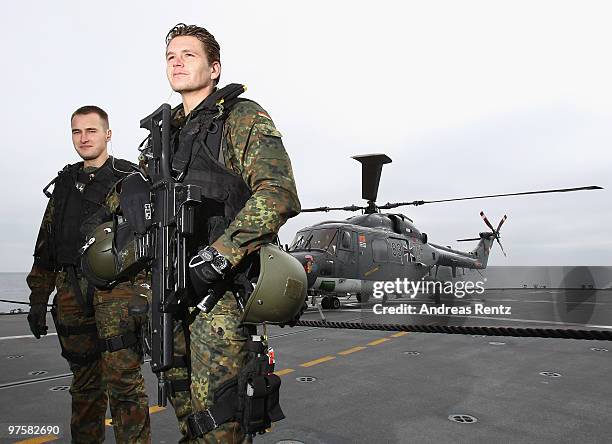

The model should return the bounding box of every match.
[238,339,285,435]
[241,372,284,434]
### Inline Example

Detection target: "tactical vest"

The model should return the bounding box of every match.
[170,84,252,251]
[50,157,136,268]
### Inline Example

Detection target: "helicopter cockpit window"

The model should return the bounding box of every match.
[372,239,388,262]
[289,232,310,251]
[312,228,338,254]
[340,231,352,250]
[291,228,338,254]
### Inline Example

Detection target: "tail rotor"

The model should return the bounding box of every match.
[480,211,507,256]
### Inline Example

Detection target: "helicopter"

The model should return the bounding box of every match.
[287,154,602,309]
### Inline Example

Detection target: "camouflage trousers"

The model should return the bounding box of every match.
[188,294,251,444]
[165,294,250,443]
[53,273,150,443]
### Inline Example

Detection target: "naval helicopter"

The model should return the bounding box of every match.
[287,154,602,309]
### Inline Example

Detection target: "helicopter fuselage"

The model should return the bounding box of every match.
[288,213,493,303]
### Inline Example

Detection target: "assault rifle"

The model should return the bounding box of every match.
[139,104,202,406]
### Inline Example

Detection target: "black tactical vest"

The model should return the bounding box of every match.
[170,85,252,251]
[51,157,135,267]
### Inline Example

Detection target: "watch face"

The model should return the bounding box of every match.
[213,255,228,271]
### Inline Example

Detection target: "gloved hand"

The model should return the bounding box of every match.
[27,304,48,339]
[188,246,231,312]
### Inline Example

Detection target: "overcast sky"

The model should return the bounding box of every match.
[1,1,610,272]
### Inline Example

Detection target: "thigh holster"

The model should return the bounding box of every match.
[186,337,285,439]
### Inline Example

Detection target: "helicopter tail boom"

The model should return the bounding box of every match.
[468,234,496,268]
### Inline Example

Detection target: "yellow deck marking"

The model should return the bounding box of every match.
[390,332,409,338]
[106,405,166,426]
[300,356,336,367]
[338,346,366,356]
[368,338,390,346]
[15,436,59,444]
[364,266,380,277]
[274,368,295,376]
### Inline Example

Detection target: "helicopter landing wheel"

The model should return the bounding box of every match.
[332,297,341,309]
[356,293,362,303]
[321,296,331,309]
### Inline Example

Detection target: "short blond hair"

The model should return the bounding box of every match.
[71,105,109,129]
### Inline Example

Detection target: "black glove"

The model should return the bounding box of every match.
[119,173,152,235]
[189,246,231,312]
[27,304,48,339]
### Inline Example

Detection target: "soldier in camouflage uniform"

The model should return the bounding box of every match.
[26,106,151,443]
[161,24,301,442]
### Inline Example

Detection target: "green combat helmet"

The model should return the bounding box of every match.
[81,219,150,289]
[241,244,308,325]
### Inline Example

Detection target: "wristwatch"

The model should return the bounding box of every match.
[199,246,231,276]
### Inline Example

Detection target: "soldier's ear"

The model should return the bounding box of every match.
[106,129,112,142]
[210,61,221,81]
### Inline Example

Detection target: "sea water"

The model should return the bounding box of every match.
[0,272,35,314]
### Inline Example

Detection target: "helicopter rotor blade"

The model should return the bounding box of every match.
[301,205,365,213]
[379,200,424,209]
[480,211,496,232]
[378,185,602,209]
[456,237,481,242]
[496,214,508,232]
[495,237,507,257]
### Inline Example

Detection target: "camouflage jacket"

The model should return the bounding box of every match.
[203,99,300,265]
[121,98,300,267]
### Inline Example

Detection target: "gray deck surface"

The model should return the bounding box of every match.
[0,289,610,443]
